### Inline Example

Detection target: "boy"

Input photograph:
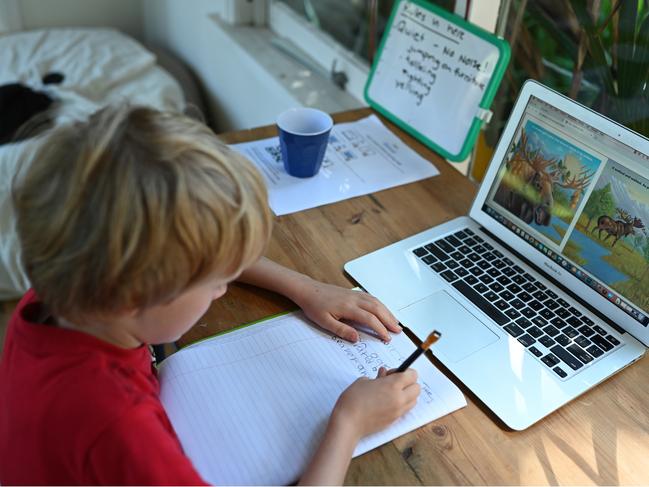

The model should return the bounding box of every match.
[0,106,420,485]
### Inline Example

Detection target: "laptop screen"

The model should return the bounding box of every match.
[482,95,649,327]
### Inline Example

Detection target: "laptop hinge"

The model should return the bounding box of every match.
[477,226,627,335]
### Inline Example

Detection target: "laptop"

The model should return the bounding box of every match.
[345,80,649,430]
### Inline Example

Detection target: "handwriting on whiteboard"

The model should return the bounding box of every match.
[392,1,491,106]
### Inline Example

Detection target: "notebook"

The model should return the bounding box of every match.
[158,310,466,485]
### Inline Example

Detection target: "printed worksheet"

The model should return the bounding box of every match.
[231,115,439,215]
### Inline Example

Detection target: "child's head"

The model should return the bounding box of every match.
[13,105,273,330]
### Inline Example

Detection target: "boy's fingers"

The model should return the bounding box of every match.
[360,297,401,333]
[377,366,388,378]
[346,308,391,342]
[323,316,359,342]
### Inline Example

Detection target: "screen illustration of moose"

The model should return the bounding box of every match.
[563,161,649,314]
[492,121,600,245]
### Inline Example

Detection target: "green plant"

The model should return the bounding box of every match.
[487,0,649,147]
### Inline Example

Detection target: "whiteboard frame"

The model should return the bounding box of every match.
[364,0,510,161]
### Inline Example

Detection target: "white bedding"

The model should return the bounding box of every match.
[0,28,186,299]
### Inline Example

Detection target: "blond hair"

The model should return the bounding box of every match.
[13,105,273,318]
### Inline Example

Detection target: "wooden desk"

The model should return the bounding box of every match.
[182,108,649,485]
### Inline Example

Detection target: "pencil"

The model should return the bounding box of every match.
[395,330,441,373]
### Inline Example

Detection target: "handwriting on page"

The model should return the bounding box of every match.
[392,2,492,106]
[330,334,436,405]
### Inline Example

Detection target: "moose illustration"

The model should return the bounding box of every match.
[501,129,592,226]
[592,208,645,247]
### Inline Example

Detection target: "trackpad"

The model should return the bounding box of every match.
[397,291,499,363]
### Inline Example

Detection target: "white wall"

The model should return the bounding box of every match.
[11,0,143,40]
[143,0,336,132]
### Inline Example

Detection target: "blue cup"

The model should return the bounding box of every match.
[277,107,333,178]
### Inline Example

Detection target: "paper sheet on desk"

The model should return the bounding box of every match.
[231,115,439,215]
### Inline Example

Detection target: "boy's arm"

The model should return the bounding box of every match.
[237,257,401,342]
[298,411,359,485]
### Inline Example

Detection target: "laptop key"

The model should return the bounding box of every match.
[587,344,604,358]
[487,268,500,278]
[444,235,462,247]
[464,238,477,246]
[569,307,582,317]
[521,307,536,318]
[484,291,498,301]
[567,344,593,364]
[556,334,570,346]
[593,325,607,336]
[557,297,570,308]
[518,334,536,347]
[501,267,516,277]
[450,251,464,260]
[469,267,484,276]
[477,260,491,270]
[507,283,522,294]
[465,275,478,285]
[446,260,459,269]
[510,299,525,310]
[436,239,455,253]
[606,335,621,346]
[464,228,475,235]
[459,245,471,254]
[500,290,514,301]
[516,317,532,329]
[468,252,481,262]
[474,283,488,294]
[493,259,505,269]
[517,291,532,301]
[539,335,556,348]
[454,230,467,240]
[581,316,594,326]
[489,282,504,292]
[550,316,567,328]
[591,334,614,352]
[426,243,450,261]
[567,316,582,328]
[529,346,543,357]
[512,275,527,285]
[452,280,509,326]
[543,325,560,337]
[497,275,511,285]
[529,300,543,311]
[422,255,437,265]
[553,366,567,378]
[431,262,446,272]
[504,323,524,337]
[528,326,543,338]
[564,326,578,339]
[459,258,473,268]
[414,247,428,257]
[440,270,458,282]
[550,345,583,370]
[479,275,494,284]
[574,335,591,348]
[545,299,559,310]
[494,300,509,311]
[533,290,548,301]
[505,308,521,320]
[542,354,560,367]
[455,268,469,277]
[522,282,536,293]
[555,308,570,318]
[532,316,547,327]
[539,309,555,320]
[546,289,558,299]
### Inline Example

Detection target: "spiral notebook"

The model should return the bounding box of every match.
[158,311,466,485]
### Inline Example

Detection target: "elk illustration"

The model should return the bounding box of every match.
[592,208,645,247]
[502,129,592,226]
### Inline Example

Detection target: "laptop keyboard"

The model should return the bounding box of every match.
[413,228,623,380]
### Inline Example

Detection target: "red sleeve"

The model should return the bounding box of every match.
[85,403,209,485]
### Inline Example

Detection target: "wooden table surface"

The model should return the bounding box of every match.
[175,108,648,484]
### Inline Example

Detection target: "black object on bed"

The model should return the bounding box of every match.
[0,72,64,145]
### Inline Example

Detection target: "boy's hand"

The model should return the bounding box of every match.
[293,280,401,342]
[333,367,420,440]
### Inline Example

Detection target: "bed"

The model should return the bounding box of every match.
[0,28,201,299]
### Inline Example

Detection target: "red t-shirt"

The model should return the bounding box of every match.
[0,290,208,485]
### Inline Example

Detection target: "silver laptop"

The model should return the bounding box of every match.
[345,80,648,430]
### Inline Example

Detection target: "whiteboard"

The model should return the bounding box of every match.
[365,0,510,161]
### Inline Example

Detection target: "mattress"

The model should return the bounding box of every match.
[0,28,186,299]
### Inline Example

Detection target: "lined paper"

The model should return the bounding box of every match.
[159,312,466,485]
